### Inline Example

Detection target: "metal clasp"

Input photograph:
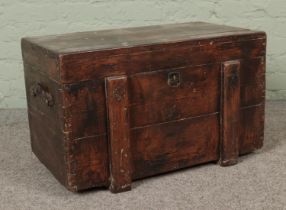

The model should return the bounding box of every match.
[168,72,181,87]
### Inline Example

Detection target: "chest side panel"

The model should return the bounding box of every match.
[23,62,68,187]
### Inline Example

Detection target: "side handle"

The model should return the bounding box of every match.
[30,83,54,107]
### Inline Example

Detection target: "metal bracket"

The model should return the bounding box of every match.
[168,72,181,87]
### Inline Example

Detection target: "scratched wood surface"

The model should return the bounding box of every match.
[219,60,241,166]
[105,76,132,193]
[23,22,260,54]
[21,22,266,192]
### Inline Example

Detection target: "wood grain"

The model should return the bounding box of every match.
[239,104,265,154]
[105,75,132,193]
[219,60,240,166]
[23,22,264,54]
[60,38,265,83]
[21,22,266,192]
[131,113,219,179]
[72,135,109,190]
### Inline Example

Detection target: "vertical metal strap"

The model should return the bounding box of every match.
[105,75,132,193]
[220,60,240,166]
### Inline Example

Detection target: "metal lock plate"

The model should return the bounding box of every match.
[168,72,181,87]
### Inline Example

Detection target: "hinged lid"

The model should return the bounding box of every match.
[22,22,264,55]
[21,22,266,84]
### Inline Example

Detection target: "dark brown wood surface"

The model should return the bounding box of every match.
[105,76,132,193]
[21,22,266,192]
[22,22,266,83]
[239,104,265,154]
[60,36,265,83]
[220,60,240,166]
[131,113,220,179]
[58,57,264,139]
[23,22,260,54]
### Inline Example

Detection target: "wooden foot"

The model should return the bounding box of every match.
[219,60,240,167]
[105,75,132,193]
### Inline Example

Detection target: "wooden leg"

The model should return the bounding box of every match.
[219,60,240,166]
[105,75,132,193]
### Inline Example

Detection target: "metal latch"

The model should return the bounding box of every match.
[168,72,181,87]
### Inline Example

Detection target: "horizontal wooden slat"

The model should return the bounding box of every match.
[61,38,265,83]
[131,113,220,179]
[129,64,219,104]
[25,22,262,54]
[129,64,220,127]
[130,96,219,128]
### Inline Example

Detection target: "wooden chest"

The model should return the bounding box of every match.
[21,22,266,193]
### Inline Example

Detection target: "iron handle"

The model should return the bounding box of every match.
[30,83,54,107]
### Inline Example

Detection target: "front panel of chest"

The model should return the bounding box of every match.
[61,40,265,189]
